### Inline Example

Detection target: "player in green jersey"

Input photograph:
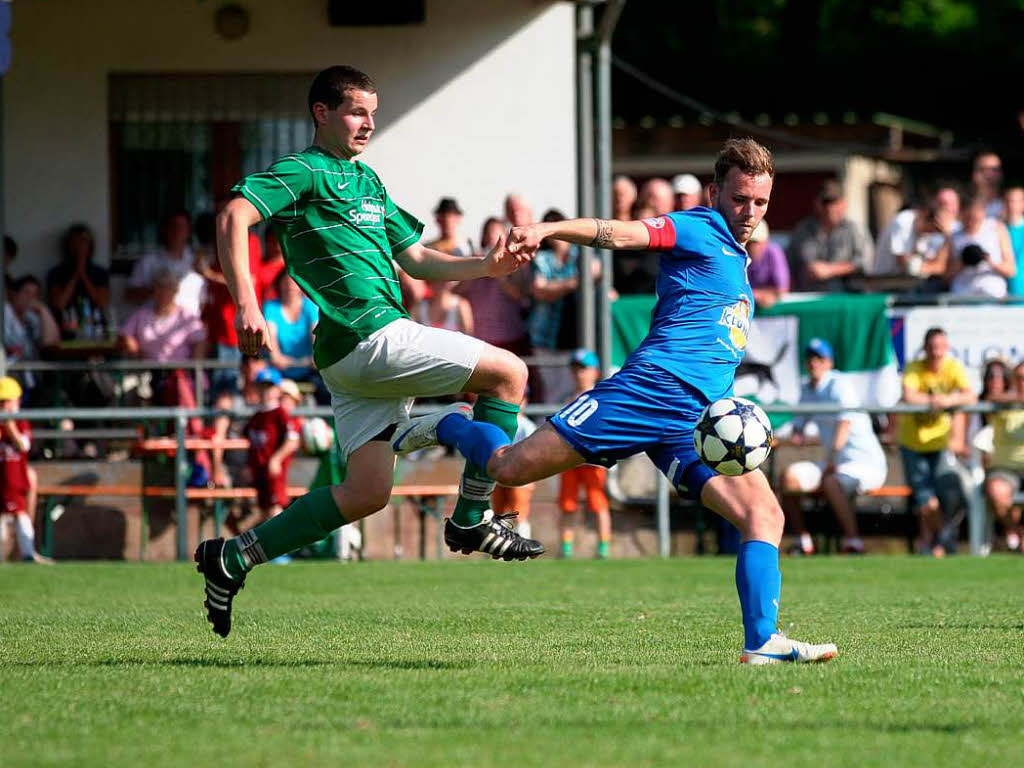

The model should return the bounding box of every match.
[195,66,544,638]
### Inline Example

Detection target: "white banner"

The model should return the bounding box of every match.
[734,316,800,404]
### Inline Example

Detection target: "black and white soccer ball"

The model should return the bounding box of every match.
[693,397,773,476]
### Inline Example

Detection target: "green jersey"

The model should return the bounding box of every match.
[233,146,423,369]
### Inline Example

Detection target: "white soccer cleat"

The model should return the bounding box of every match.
[391,402,472,455]
[740,633,838,665]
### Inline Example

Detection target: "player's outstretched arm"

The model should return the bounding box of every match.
[395,231,530,282]
[216,197,273,356]
[508,218,652,254]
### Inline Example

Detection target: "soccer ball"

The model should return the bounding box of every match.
[301,417,334,455]
[693,397,773,476]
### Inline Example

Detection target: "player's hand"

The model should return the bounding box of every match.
[235,303,273,357]
[268,457,282,477]
[483,231,531,278]
[507,225,544,257]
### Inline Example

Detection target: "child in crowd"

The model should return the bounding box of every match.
[558,350,612,559]
[0,377,48,563]
[490,392,538,539]
[242,369,301,531]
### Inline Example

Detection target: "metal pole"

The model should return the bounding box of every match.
[575,3,596,353]
[175,413,188,561]
[656,471,670,558]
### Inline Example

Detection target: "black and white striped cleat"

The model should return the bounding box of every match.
[194,538,246,638]
[443,510,545,561]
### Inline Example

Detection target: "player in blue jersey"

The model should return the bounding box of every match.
[419,139,837,664]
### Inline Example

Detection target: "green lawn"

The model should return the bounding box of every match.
[1,557,1022,767]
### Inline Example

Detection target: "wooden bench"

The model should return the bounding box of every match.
[37,482,459,561]
[783,484,914,552]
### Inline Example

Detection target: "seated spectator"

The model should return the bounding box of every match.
[780,339,887,555]
[4,276,60,402]
[672,173,703,212]
[119,268,207,415]
[898,327,975,556]
[613,175,637,221]
[455,217,530,355]
[972,150,1004,220]
[127,210,204,314]
[638,177,674,216]
[1002,185,1024,298]
[264,271,319,383]
[0,377,49,563]
[47,223,111,339]
[788,179,872,291]
[426,197,473,256]
[746,220,789,307]
[947,194,1016,298]
[412,278,473,335]
[872,186,960,287]
[558,350,611,559]
[504,193,534,227]
[242,369,301,532]
[982,361,1024,551]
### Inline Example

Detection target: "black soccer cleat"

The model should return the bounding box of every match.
[444,510,545,561]
[194,537,245,638]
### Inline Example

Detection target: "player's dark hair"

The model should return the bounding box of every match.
[713,138,774,186]
[924,327,946,345]
[308,65,376,121]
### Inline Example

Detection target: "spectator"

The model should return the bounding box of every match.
[971,150,1004,219]
[872,186,960,286]
[127,210,204,314]
[265,271,319,382]
[426,197,473,257]
[490,393,538,540]
[613,175,637,221]
[788,179,872,291]
[455,217,530,355]
[947,194,1016,298]
[982,361,1024,551]
[208,355,269,490]
[4,275,60,401]
[672,173,703,212]
[119,268,207,415]
[979,358,1011,427]
[780,339,887,555]
[0,377,48,563]
[260,228,286,303]
[3,235,16,292]
[1003,185,1024,298]
[413,277,473,335]
[746,220,790,307]
[528,209,579,352]
[613,200,659,294]
[898,327,976,556]
[195,205,264,396]
[558,350,611,559]
[47,223,110,340]
[504,193,534,227]
[242,368,301,535]
[638,177,674,216]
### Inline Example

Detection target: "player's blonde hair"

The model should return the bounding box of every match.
[713,138,775,186]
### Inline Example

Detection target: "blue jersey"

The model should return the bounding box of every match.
[626,207,754,401]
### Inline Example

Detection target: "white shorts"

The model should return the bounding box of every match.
[786,459,887,495]
[319,318,484,458]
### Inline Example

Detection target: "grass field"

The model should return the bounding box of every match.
[1,556,1022,767]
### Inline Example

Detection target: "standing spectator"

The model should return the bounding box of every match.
[126,210,204,314]
[558,350,612,559]
[746,220,790,308]
[872,186,959,285]
[898,327,976,557]
[455,217,530,355]
[504,193,534,227]
[613,175,637,221]
[195,206,264,396]
[972,150,1004,219]
[780,339,887,555]
[672,173,703,212]
[47,223,110,340]
[1003,185,1024,298]
[983,361,1024,551]
[638,177,674,216]
[413,278,473,335]
[490,394,538,540]
[788,179,873,291]
[0,377,49,563]
[426,197,473,257]
[947,194,1016,298]
[264,271,319,382]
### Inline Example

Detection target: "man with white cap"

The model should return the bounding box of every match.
[672,173,704,212]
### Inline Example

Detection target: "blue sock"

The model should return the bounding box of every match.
[437,414,510,470]
[735,540,781,650]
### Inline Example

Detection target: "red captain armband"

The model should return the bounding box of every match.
[641,216,677,251]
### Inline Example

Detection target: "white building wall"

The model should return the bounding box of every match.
[4,0,575,272]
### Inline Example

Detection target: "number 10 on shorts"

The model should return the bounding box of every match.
[562,394,599,427]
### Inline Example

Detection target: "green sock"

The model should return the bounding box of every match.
[561,540,574,558]
[597,540,610,559]
[222,487,346,579]
[451,396,520,527]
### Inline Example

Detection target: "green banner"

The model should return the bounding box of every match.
[611,293,892,372]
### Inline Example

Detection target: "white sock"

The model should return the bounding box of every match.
[1007,532,1020,551]
[842,537,865,552]
[800,532,814,553]
[516,520,532,539]
[14,514,35,558]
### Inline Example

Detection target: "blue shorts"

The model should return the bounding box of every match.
[549,362,717,500]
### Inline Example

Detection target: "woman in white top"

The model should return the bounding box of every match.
[414,279,473,335]
[945,195,1016,297]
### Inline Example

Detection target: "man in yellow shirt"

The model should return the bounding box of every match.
[899,327,976,555]
[984,361,1024,551]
